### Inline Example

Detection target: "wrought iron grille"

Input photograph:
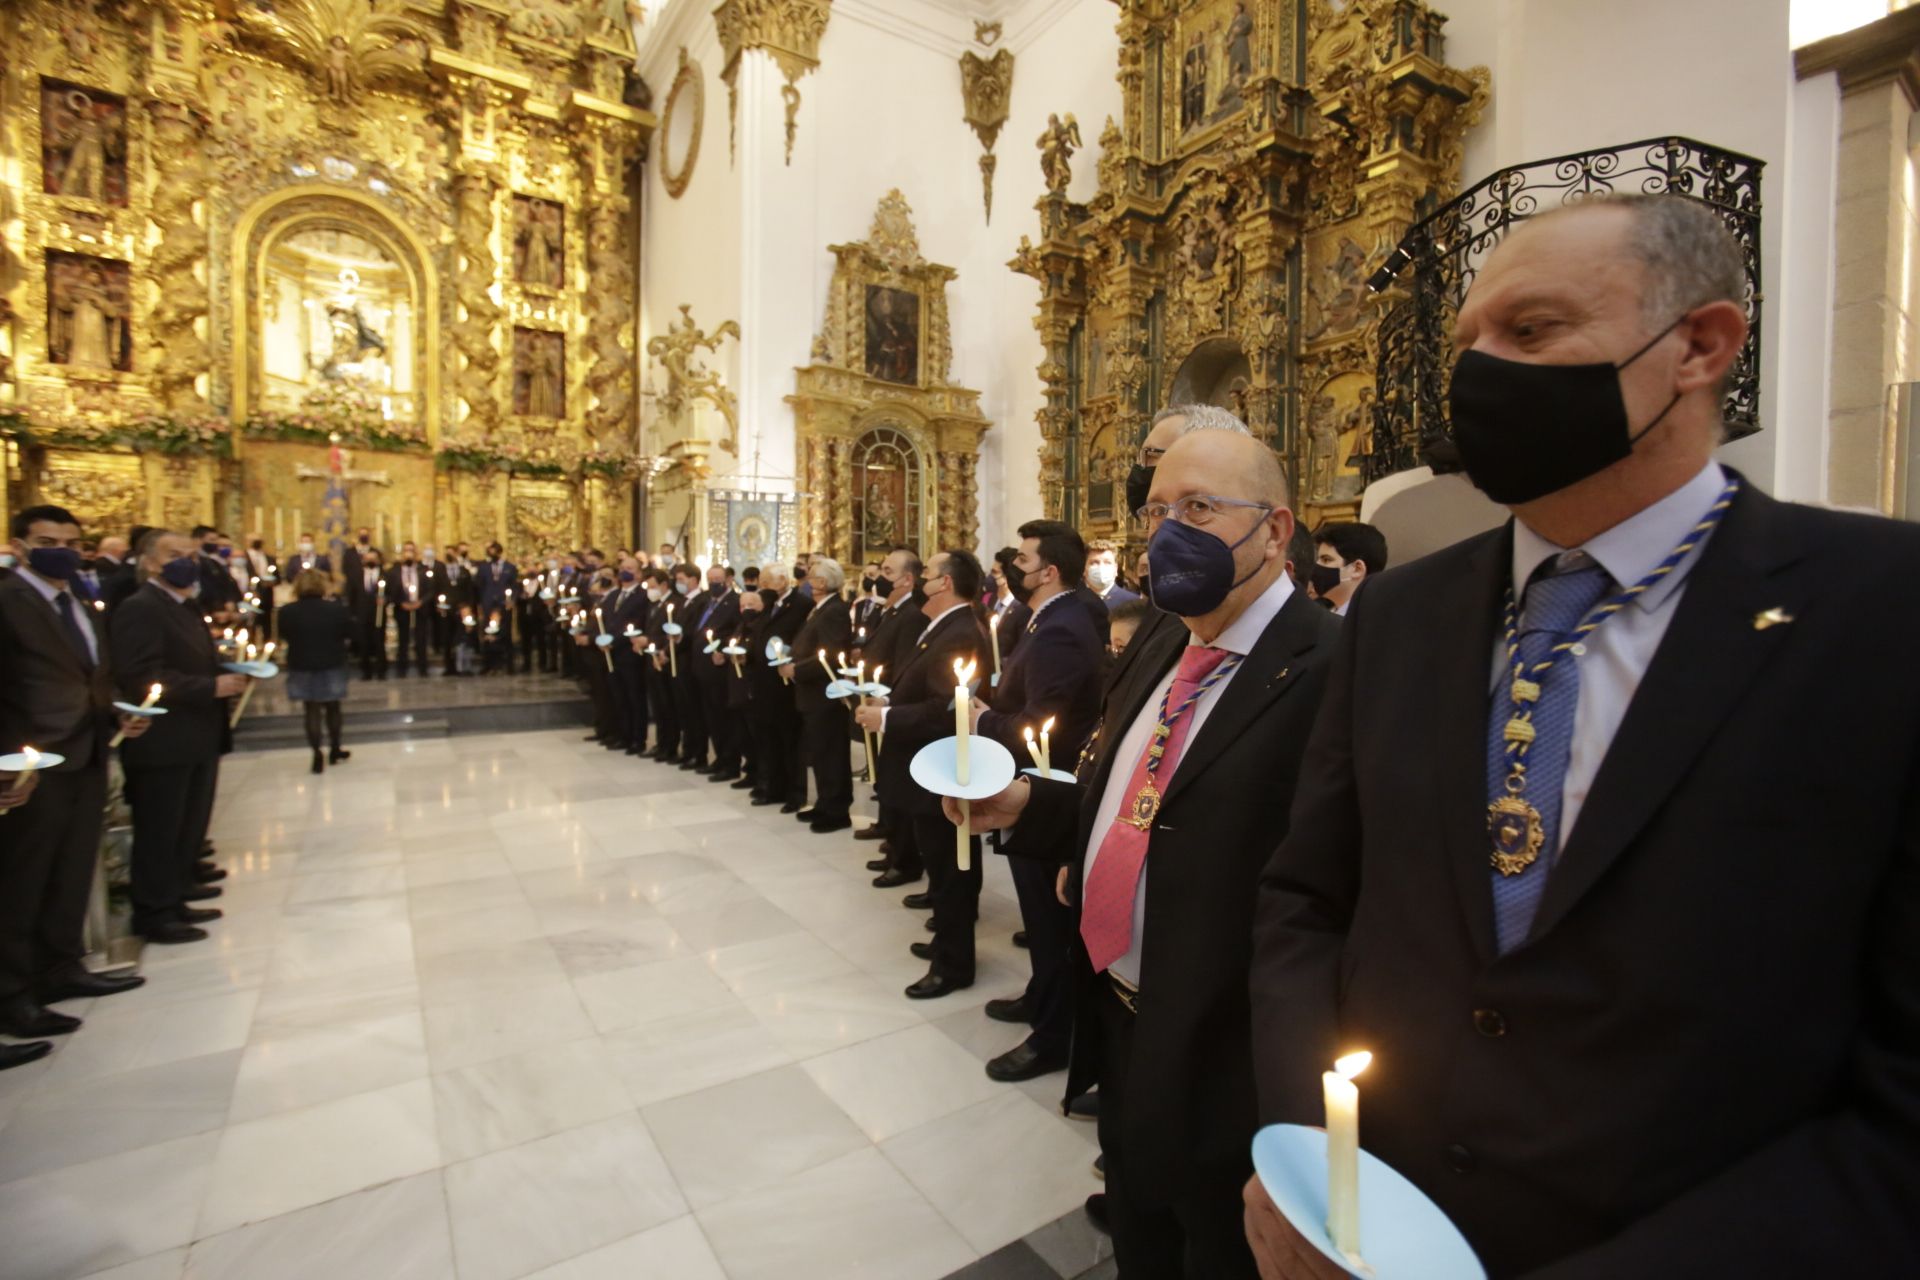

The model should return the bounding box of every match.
[1364,137,1765,483]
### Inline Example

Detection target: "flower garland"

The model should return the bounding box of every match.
[0,410,233,456]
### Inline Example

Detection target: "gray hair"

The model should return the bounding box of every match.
[809,556,846,593]
[1151,403,1252,436]
[1547,194,1745,324]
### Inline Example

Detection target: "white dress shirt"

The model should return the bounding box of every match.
[1081,570,1295,986]
[1491,461,1728,857]
[19,567,100,664]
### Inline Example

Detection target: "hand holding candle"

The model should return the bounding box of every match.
[1024,726,1047,774]
[1324,1050,1372,1264]
[110,683,164,749]
[0,746,42,814]
[953,658,977,871]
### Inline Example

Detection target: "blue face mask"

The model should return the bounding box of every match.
[1144,511,1270,616]
[674,581,691,595]
[160,557,202,590]
[27,546,83,581]
[619,570,636,583]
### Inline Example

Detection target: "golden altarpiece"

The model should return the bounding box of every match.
[0,0,654,555]
[788,191,990,566]
[1015,0,1487,538]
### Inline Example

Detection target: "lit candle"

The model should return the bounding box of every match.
[0,746,42,813]
[1039,715,1054,769]
[953,658,976,872]
[989,613,1002,684]
[1024,726,1047,774]
[111,681,163,748]
[1324,1050,1373,1262]
[274,506,285,549]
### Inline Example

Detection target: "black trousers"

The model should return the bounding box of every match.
[890,805,924,876]
[523,611,554,672]
[125,758,218,931]
[481,607,515,672]
[356,617,388,678]
[616,659,650,750]
[1011,854,1075,1058]
[913,812,979,982]
[755,698,802,803]
[1097,984,1259,1279]
[648,662,681,755]
[584,646,619,740]
[673,671,707,764]
[0,765,107,999]
[436,612,460,672]
[698,675,737,773]
[393,605,429,674]
[801,702,853,820]
[734,700,758,781]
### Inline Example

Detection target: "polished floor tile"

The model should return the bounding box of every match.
[182,1170,454,1279]
[518,1214,726,1279]
[433,1037,634,1162]
[643,1065,869,1209]
[0,1132,219,1280]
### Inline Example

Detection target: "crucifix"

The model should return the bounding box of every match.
[295,433,392,560]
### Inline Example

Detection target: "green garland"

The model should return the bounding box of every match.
[239,413,426,455]
[0,411,233,457]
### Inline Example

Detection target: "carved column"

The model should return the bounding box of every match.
[583,190,635,447]
[451,163,503,437]
[145,97,210,414]
[829,435,853,563]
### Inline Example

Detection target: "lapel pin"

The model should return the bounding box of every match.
[1752,607,1794,631]
[1273,666,1290,683]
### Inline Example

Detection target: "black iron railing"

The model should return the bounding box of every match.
[1365,137,1765,482]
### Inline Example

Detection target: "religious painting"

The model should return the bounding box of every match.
[513,327,566,419]
[863,285,920,386]
[1303,372,1375,505]
[259,225,417,426]
[40,79,127,204]
[512,195,565,290]
[46,251,132,372]
[1176,0,1258,137]
[1305,234,1373,343]
[850,425,922,562]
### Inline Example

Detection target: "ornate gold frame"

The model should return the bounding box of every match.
[660,48,702,200]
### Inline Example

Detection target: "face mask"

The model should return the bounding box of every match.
[1007,566,1038,606]
[358,535,370,546]
[1125,463,1154,517]
[250,540,263,551]
[1087,562,1117,592]
[675,581,691,595]
[1309,563,1345,598]
[1145,511,1270,616]
[299,541,315,554]
[0,554,14,570]
[160,557,201,590]
[1449,315,1686,505]
[647,587,664,602]
[619,570,636,584]
[201,541,219,556]
[547,559,560,570]
[28,546,82,580]
[422,549,436,562]
[709,580,726,594]
[488,550,501,561]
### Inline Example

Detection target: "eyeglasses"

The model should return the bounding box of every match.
[1134,494,1274,527]
[1137,444,1167,466]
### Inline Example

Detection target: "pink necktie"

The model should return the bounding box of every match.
[1080,645,1233,974]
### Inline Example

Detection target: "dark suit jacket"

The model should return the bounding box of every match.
[283,552,334,581]
[1095,584,1143,611]
[1251,483,1920,1277]
[474,559,519,613]
[344,567,387,629]
[111,583,227,767]
[1105,602,1180,695]
[96,558,138,614]
[993,599,1030,665]
[862,591,927,684]
[1009,586,1337,1200]
[691,587,741,685]
[1071,584,1113,648]
[0,573,117,770]
[764,587,814,650]
[438,560,474,610]
[880,604,988,817]
[608,585,650,667]
[197,554,242,611]
[277,597,353,670]
[977,592,1105,771]
[791,593,852,712]
[383,561,435,615]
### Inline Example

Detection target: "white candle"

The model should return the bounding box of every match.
[1324,1050,1372,1261]
[953,659,971,785]
[253,505,262,537]
[1039,715,1055,769]
[274,507,285,550]
[989,614,1002,678]
[1024,726,1047,774]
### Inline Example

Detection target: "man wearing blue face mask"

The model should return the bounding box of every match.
[959,428,1337,1275]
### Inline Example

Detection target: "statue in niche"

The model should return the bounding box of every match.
[1307,235,1372,341]
[1226,3,1254,84]
[48,255,129,371]
[1180,30,1208,130]
[864,487,901,549]
[1037,113,1080,197]
[325,34,353,101]
[514,196,564,289]
[1305,389,1341,503]
[515,328,565,418]
[41,85,126,204]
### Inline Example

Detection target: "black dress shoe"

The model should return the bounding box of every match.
[751,795,782,807]
[678,759,705,771]
[730,777,756,790]
[1092,1153,1105,1179]
[871,867,921,889]
[39,967,145,1003]
[985,995,1034,1024]
[795,808,817,822]
[910,941,934,960]
[708,770,741,783]
[924,917,936,932]
[0,996,81,1038]
[865,858,891,872]
[809,815,852,834]
[985,1038,1067,1082]
[878,840,896,857]
[584,732,605,742]
[194,864,228,884]
[179,906,223,924]
[182,884,222,902]
[780,802,804,814]
[329,748,351,764]
[904,971,971,999]
[902,892,932,910]
[0,1040,51,1071]
[1012,931,1029,949]
[139,921,209,944]
[1084,1193,1110,1236]
[854,824,888,842]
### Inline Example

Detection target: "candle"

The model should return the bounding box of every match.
[109,683,163,749]
[989,614,1002,682]
[274,506,286,549]
[1039,715,1054,769]
[0,746,41,813]
[953,659,971,785]
[1324,1050,1372,1261]
[1024,726,1047,774]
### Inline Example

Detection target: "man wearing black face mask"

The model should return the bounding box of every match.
[1246,196,1920,1279]
[473,542,519,672]
[1307,522,1387,617]
[191,525,242,618]
[958,431,1334,1275]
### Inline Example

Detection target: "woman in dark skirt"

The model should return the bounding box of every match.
[277,569,354,773]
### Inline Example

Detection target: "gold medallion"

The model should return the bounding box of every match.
[1487,794,1545,876]
[1120,778,1162,831]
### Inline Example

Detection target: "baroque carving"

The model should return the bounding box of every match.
[647,305,741,454]
[714,0,832,165]
[959,32,1013,222]
[146,99,210,414]
[452,167,504,437]
[584,195,637,446]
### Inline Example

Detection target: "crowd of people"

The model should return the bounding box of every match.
[2,195,1915,1278]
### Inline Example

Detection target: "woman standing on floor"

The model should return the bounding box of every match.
[277,568,354,773]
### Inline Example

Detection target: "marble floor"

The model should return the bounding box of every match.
[0,729,1108,1280]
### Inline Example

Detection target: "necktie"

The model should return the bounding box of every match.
[53,591,95,669]
[1486,554,1613,954]
[1080,645,1234,974]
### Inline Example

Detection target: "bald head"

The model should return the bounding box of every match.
[1152,428,1291,510]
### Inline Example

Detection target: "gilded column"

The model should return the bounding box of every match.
[145,97,210,414]
[451,163,503,437]
[829,436,853,563]
[583,191,635,447]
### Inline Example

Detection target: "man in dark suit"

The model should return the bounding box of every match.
[435,544,473,674]
[964,430,1333,1276]
[387,542,433,676]
[607,557,652,753]
[691,563,743,781]
[94,534,139,614]
[854,548,927,879]
[344,546,389,680]
[1246,196,1920,1278]
[284,531,333,584]
[0,506,153,1058]
[113,530,248,945]
[973,519,1107,1082]
[191,526,242,618]
[791,559,853,832]
[857,551,989,995]
[665,563,710,769]
[641,569,681,761]
[752,568,813,809]
[239,533,279,638]
[473,541,519,669]
[340,526,373,582]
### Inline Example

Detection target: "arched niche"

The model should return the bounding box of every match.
[229,185,442,447]
[1169,335,1251,412]
[848,419,928,564]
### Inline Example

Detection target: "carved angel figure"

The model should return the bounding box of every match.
[235,0,429,108]
[1037,113,1081,197]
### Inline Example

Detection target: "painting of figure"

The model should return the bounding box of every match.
[864,285,919,386]
[513,196,565,289]
[514,328,566,418]
[40,80,127,204]
[47,252,132,371]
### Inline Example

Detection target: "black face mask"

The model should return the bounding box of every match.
[1125,463,1154,518]
[1308,563,1344,599]
[1448,315,1686,505]
[1007,566,1037,606]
